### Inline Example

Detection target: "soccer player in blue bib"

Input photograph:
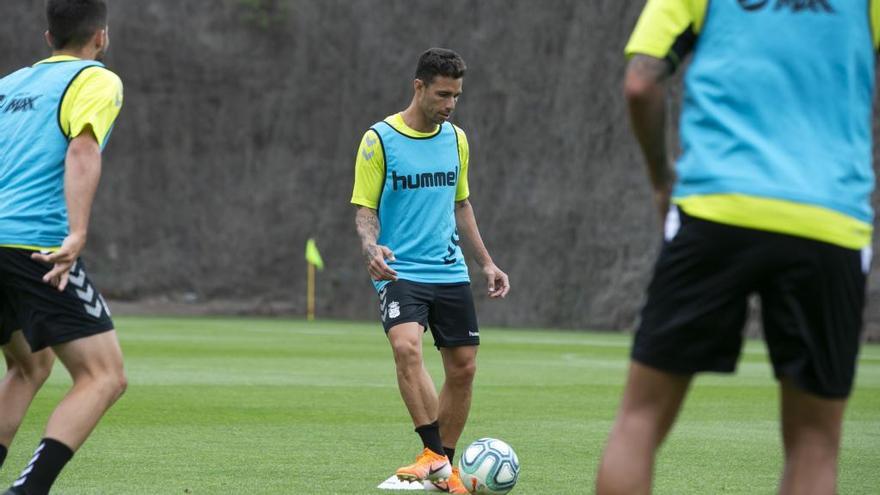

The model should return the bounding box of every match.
[352,48,510,493]
[597,1,879,494]
[0,1,126,494]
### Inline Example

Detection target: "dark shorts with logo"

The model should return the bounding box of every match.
[0,247,114,352]
[378,279,480,348]
[633,209,866,399]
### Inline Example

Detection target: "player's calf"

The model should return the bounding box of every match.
[0,341,55,465]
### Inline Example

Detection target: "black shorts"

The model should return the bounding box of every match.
[378,280,480,348]
[633,209,866,399]
[0,247,114,351]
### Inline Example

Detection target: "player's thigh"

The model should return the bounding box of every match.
[761,239,866,399]
[52,329,123,379]
[0,248,114,353]
[618,361,692,429]
[634,210,764,374]
[428,283,479,349]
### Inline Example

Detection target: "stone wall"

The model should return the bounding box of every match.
[2,1,879,339]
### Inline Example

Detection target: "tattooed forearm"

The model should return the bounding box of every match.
[355,207,380,258]
[628,54,671,84]
[624,55,673,190]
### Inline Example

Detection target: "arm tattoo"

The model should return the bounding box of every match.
[628,54,672,84]
[355,207,380,259]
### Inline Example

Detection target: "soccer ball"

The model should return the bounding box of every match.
[458,438,520,494]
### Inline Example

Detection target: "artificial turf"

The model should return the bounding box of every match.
[1,317,877,494]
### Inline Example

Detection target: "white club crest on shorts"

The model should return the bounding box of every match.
[388,301,401,319]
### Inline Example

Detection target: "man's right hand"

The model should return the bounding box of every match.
[364,244,398,281]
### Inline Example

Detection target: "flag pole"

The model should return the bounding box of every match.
[307,262,316,321]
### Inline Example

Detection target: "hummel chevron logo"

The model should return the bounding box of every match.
[378,288,389,322]
[362,133,378,161]
[83,299,104,318]
[100,294,112,317]
[76,283,94,302]
[66,263,106,318]
[68,265,86,288]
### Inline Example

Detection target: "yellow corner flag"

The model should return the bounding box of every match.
[305,238,323,321]
[305,238,324,270]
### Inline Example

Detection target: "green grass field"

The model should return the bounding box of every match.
[1,317,878,494]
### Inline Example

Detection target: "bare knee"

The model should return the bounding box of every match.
[98,369,127,404]
[446,359,476,386]
[112,371,128,400]
[103,367,127,401]
[391,338,423,372]
[73,366,127,402]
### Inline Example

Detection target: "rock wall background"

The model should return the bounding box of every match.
[2,0,879,339]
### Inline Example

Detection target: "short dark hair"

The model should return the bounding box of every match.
[415,48,466,85]
[46,0,108,50]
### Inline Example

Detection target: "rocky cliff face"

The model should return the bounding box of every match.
[3,1,879,338]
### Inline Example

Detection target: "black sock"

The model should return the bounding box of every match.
[414,421,444,456]
[0,444,7,469]
[9,438,73,495]
[444,446,455,464]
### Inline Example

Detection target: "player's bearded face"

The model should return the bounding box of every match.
[418,76,463,125]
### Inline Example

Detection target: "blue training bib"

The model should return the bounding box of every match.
[0,59,104,248]
[372,120,469,291]
[674,0,876,223]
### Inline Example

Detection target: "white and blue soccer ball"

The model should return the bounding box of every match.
[458,438,520,494]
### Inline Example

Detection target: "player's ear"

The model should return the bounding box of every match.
[44,30,54,50]
[93,28,107,50]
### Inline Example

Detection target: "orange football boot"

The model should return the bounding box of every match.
[445,467,469,494]
[424,466,468,493]
[395,448,451,483]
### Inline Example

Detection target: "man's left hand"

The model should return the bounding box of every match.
[30,232,86,291]
[483,263,510,299]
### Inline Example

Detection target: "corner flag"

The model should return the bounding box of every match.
[305,238,323,321]
[305,238,324,270]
